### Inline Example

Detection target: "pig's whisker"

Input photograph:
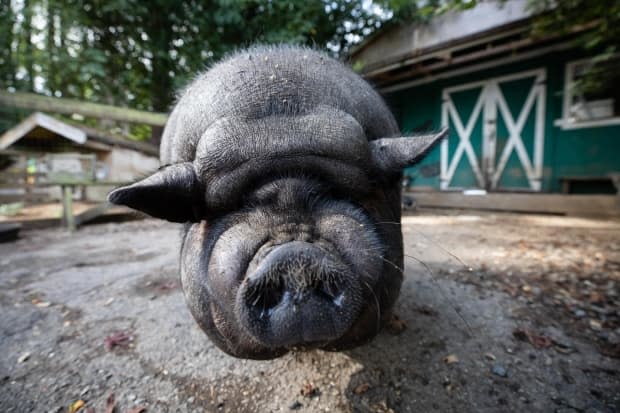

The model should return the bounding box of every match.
[361,279,381,335]
[375,220,471,270]
[378,255,404,275]
[251,292,261,307]
[411,230,471,271]
[403,253,474,339]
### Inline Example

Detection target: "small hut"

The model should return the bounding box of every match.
[0,112,159,204]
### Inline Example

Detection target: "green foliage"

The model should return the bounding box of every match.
[0,0,613,142]
[1,0,386,140]
[527,0,620,95]
[381,0,477,23]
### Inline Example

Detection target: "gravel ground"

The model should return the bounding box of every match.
[1,211,619,413]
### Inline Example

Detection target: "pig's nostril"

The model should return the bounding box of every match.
[316,280,345,304]
[246,277,346,317]
[248,281,285,317]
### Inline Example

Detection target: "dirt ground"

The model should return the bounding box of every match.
[1,210,619,413]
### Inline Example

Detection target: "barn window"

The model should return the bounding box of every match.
[556,56,620,129]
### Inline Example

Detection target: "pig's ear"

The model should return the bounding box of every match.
[369,127,448,173]
[107,162,205,223]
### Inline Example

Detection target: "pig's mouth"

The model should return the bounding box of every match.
[235,240,364,348]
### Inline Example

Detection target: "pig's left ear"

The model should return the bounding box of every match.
[369,127,448,173]
[107,162,205,223]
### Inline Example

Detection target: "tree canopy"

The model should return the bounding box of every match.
[0,0,614,140]
[1,1,388,110]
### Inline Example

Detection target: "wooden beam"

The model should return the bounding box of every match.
[0,91,168,126]
[409,192,620,217]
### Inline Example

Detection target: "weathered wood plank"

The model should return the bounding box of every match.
[410,192,620,217]
[74,203,111,227]
[0,91,168,126]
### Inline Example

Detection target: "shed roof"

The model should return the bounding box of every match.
[0,112,159,157]
[349,0,579,91]
[0,112,86,150]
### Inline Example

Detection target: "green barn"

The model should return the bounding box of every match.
[351,0,619,214]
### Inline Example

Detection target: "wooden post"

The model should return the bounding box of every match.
[61,185,75,232]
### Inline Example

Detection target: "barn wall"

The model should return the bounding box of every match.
[386,49,620,193]
[87,147,159,202]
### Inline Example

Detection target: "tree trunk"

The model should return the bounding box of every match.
[147,5,177,113]
[23,0,35,91]
[146,10,174,145]
[47,0,56,94]
[0,0,16,87]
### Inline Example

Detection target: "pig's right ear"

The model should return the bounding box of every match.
[107,162,205,223]
[369,128,448,174]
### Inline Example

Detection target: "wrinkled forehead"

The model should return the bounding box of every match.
[194,105,370,175]
[191,106,374,210]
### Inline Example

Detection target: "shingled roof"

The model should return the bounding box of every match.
[0,112,159,157]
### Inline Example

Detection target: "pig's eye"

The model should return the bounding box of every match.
[240,175,325,208]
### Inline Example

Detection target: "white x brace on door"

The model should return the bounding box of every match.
[440,69,546,191]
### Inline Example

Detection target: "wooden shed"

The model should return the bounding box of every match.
[0,112,159,203]
[351,0,619,214]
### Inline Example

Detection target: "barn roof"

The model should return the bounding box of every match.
[349,0,579,92]
[0,112,159,157]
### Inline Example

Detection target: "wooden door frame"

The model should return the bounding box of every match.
[440,68,546,191]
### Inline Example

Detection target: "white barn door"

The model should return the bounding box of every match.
[440,69,546,191]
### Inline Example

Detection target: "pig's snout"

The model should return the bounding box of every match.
[236,241,362,347]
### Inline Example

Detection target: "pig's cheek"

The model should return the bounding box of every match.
[205,221,270,308]
[180,223,217,334]
[180,224,242,348]
[314,212,384,284]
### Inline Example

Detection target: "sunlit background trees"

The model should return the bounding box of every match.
[1,0,617,141]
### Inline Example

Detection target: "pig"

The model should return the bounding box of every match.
[108,45,446,359]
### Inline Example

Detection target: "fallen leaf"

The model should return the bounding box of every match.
[126,407,147,413]
[354,383,370,395]
[68,399,85,413]
[35,301,51,308]
[157,280,178,292]
[512,328,553,349]
[105,393,116,413]
[300,382,319,398]
[413,305,438,316]
[104,331,134,351]
[386,314,407,335]
[589,319,603,331]
[17,352,31,363]
[443,354,459,364]
[484,352,496,361]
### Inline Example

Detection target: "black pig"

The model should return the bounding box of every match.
[109,45,446,359]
